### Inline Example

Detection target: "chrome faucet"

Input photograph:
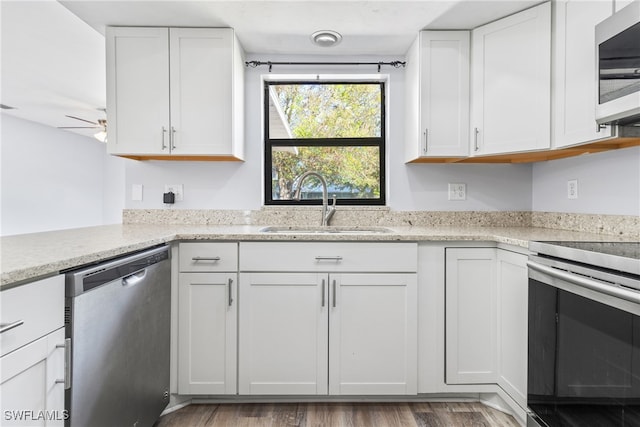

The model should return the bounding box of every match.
[292,171,336,226]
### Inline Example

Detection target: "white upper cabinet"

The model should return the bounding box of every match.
[405,31,470,161]
[106,27,244,160]
[470,2,552,156]
[553,0,615,148]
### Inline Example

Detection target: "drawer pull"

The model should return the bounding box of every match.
[0,320,24,334]
[315,256,343,262]
[192,256,221,262]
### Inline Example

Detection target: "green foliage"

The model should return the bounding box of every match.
[271,83,382,200]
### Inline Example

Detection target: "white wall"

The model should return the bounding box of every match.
[124,54,533,212]
[532,146,640,216]
[0,114,126,236]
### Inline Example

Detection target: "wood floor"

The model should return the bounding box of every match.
[155,402,521,427]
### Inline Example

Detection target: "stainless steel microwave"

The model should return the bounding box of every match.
[595,1,640,125]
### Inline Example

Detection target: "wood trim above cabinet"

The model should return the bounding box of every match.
[407,136,640,164]
[116,155,244,161]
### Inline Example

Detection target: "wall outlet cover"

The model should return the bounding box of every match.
[448,183,466,201]
[164,184,184,201]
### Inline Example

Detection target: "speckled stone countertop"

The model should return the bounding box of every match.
[2,223,635,288]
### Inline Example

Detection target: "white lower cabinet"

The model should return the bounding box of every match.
[177,243,238,395]
[445,247,528,410]
[329,273,417,395]
[497,249,528,409]
[178,272,237,394]
[445,248,498,384]
[0,328,66,427]
[238,242,418,396]
[0,275,66,426]
[238,272,328,395]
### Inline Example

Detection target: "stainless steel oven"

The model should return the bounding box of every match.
[527,241,640,427]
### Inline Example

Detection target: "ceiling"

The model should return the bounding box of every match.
[0,0,542,139]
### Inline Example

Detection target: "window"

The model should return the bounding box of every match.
[264,81,385,205]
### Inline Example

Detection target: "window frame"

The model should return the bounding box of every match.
[263,80,386,206]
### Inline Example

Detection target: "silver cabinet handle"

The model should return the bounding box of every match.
[0,320,24,334]
[315,256,343,261]
[192,256,221,262]
[474,127,480,152]
[423,128,428,154]
[332,279,337,308]
[161,126,168,150]
[171,126,177,150]
[527,261,640,305]
[321,279,326,307]
[228,278,233,306]
[55,338,71,389]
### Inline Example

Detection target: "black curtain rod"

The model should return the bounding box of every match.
[245,60,406,72]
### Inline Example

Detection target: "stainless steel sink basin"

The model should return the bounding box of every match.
[258,226,393,234]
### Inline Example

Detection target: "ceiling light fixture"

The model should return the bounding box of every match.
[94,119,107,143]
[311,30,342,48]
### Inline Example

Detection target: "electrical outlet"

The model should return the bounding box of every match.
[164,184,184,201]
[567,179,578,199]
[448,183,466,201]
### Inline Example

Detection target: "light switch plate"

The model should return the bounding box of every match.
[567,179,578,199]
[132,184,143,201]
[448,183,466,201]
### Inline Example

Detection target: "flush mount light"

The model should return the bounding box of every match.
[311,30,342,47]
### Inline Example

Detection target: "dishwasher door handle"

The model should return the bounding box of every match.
[122,269,147,287]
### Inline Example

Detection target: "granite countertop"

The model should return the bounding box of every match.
[2,223,634,288]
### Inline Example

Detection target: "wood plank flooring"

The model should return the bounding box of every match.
[155,402,521,427]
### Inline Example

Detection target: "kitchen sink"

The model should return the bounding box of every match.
[258,226,393,234]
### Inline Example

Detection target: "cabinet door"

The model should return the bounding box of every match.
[178,272,236,395]
[0,327,65,426]
[329,273,417,395]
[445,248,498,384]
[169,28,234,156]
[106,27,171,155]
[497,250,528,409]
[471,3,551,155]
[238,273,328,395]
[553,0,614,148]
[405,31,470,160]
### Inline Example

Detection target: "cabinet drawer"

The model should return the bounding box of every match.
[240,242,417,272]
[1,275,64,357]
[179,243,238,272]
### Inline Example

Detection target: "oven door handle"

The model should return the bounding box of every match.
[527,260,640,304]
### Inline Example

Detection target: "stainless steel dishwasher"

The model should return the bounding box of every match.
[64,245,171,427]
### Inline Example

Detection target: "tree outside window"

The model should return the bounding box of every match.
[264,81,385,205]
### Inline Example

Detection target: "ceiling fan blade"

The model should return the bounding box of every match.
[58,126,100,129]
[65,115,98,125]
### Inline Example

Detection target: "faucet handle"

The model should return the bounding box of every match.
[330,195,337,208]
